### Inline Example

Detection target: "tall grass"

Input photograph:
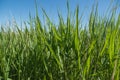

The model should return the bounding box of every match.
[0,2,120,80]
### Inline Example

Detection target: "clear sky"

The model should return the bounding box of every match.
[0,0,120,26]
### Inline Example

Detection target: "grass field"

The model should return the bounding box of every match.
[0,2,120,80]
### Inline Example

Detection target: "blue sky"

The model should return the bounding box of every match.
[0,0,120,26]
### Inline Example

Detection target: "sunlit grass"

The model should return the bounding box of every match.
[0,2,120,80]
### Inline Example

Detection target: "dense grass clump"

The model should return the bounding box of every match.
[0,2,120,80]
